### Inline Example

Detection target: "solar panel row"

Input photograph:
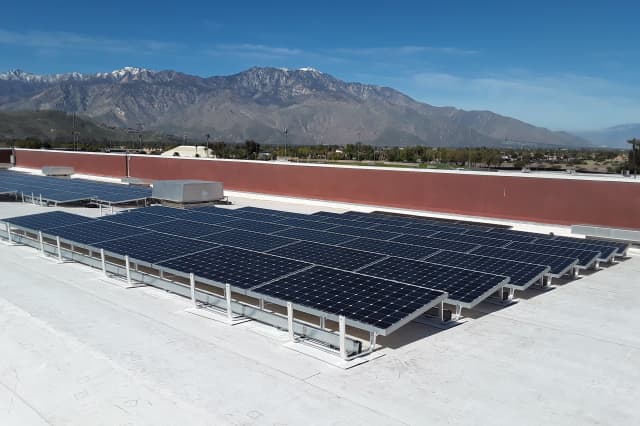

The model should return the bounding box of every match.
[0,170,151,203]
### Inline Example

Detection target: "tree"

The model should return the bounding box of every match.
[628,138,640,176]
[244,140,260,160]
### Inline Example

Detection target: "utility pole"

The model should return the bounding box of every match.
[283,127,288,159]
[205,134,210,158]
[136,122,144,151]
[71,113,80,151]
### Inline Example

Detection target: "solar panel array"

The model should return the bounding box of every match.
[1,203,627,335]
[0,169,151,204]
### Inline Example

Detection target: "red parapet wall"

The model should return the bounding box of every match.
[0,149,11,163]
[15,149,127,177]
[14,149,640,229]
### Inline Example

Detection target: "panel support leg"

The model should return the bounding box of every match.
[7,224,13,244]
[439,301,445,322]
[100,249,107,276]
[259,298,264,310]
[319,316,326,329]
[499,286,504,300]
[125,255,132,285]
[287,302,295,342]
[508,287,515,301]
[454,305,463,321]
[339,315,347,359]
[189,273,196,307]
[38,231,44,255]
[369,331,377,353]
[225,284,232,322]
[56,236,63,262]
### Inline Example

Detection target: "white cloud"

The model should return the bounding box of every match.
[333,45,479,56]
[0,29,181,54]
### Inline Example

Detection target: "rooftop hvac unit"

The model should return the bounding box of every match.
[152,180,224,203]
[42,166,74,176]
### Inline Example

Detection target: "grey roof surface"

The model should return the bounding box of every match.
[1,201,639,425]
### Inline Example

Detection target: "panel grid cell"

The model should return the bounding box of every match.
[273,227,358,245]
[157,246,310,289]
[392,234,479,252]
[253,266,446,332]
[268,240,386,271]
[339,237,441,260]
[197,229,296,252]
[359,257,508,306]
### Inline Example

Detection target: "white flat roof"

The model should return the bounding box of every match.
[1,200,638,425]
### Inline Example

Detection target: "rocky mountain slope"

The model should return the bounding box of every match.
[0,66,590,147]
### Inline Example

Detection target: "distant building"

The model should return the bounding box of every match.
[161,145,211,158]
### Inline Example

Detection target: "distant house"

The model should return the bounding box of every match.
[161,145,212,158]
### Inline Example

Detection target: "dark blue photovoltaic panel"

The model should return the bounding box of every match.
[549,235,628,255]
[268,240,385,271]
[273,227,357,245]
[318,216,379,228]
[235,211,289,222]
[253,266,446,332]
[503,241,600,267]
[237,207,319,220]
[218,218,291,234]
[44,221,150,245]
[311,211,344,219]
[392,234,479,253]
[136,206,195,218]
[530,237,619,260]
[424,250,549,289]
[144,219,229,238]
[0,170,150,203]
[360,257,508,306]
[179,211,238,225]
[368,223,438,237]
[342,211,416,227]
[156,246,310,290]
[187,206,244,217]
[463,229,537,243]
[324,224,401,240]
[91,232,217,264]
[471,245,577,276]
[339,237,440,260]
[273,217,338,231]
[429,231,512,248]
[99,211,175,227]
[198,229,296,252]
[3,211,95,231]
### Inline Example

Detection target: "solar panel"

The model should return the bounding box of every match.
[252,266,447,334]
[317,216,379,228]
[429,231,512,248]
[368,223,438,237]
[498,241,600,268]
[463,229,537,243]
[272,217,338,231]
[99,211,175,227]
[218,218,291,234]
[392,234,479,252]
[470,245,578,277]
[179,211,238,225]
[268,240,386,271]
[359,257,508,307]
[235,211,289,222]
[325,224,401,240]
[44,221,150,245]
[339,237,441,260]
[136,206,195,218]
[143,219,229,238]
[187,206,244,217]
[91,232,217,264]
[340,211,415,227]
[0,170,151,204]
[273,227,358,245]
[534,236,622,260]
[156,246,310,290]
[197,229,296,252]
[423,250,549,290]
[2,211,95,232]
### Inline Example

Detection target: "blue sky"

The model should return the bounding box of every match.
[0,0,638,131]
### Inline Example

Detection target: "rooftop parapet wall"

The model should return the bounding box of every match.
[14,149,640,229]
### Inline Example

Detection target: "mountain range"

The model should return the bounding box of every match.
[0,66,591,147]
[573,124,640,148]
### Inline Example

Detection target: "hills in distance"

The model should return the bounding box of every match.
[0,66,594,148]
